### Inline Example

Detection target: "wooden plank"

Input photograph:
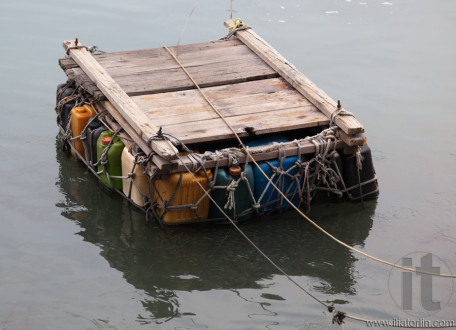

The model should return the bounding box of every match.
[112,58,276,90]
[161,106,328,144]
[224,19,364,135]
[133,78,314,126]
[60,39,278,98]
[102,38,245,66]
[96,43,256,75]
[59,39,243,70]
[93,101,153,155]
[336,129,367,147]
[63,39,179,160]
[154,138,347,174]
[101,114,159,174]
[64,57,278,98]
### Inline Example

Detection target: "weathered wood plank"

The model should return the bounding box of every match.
[133,78,314,125]
[336,129,367,147]
[93,101,153,155]
[60,39,278,98]
[224,19,364,135]
[63,60,277,99]
[95,44,256,75]
[153,138,347,173]
[59,39,243,69]
[161,106,329,144]
[63,39,178,160]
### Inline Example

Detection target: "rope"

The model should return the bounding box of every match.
[163,43,455,327]
[66,43,104,56]
[159,134,456,329]
[330,100,354,127]
[163,44,456,280]
[221,18,251,40]
[176,0,199,48]
[160,136,333,312]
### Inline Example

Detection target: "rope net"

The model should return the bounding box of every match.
[55,84,378,224]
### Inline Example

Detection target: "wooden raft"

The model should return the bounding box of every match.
[61,20,366,172]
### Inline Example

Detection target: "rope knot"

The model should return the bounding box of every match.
[229,18,246,30]
[147,127,167,148]
[224,180,240,210]
[331,311,346,325]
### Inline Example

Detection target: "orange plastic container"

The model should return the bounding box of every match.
[71,104,96,159]
[154,170,213,224]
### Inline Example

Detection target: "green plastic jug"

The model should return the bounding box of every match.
[209,164,254,221]
[96,131,124,190]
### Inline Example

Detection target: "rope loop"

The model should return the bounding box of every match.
[330,101,355,127]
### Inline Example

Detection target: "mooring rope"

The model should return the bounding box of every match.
[163,44,455,279]
[155,132,456,328]
[161,44,456,327]
[176,0,199,48]
[160,135,334,311]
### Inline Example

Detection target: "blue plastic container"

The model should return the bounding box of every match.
[209,164,255,221]
[246,136,300,212]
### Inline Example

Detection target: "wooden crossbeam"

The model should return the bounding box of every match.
[63,39,178,160]
[224,19,364,135]
[151,138,347,174]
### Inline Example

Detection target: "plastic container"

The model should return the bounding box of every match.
[246,136,299,212]
[85,120,107,166]
[70,105,96,159]
[56,83,75,104]
[59,100,74,131]
[96,131,125,190]
[154,170,213,224]
[121,148,151,207]
[341,145,378,200]
[209,164,255,221]
[56,83,76,130]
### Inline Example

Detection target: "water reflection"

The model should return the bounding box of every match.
[55,137,376,323]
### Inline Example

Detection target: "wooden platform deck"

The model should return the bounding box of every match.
[60,19,366,170]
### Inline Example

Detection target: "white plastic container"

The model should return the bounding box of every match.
[121,148,151,207]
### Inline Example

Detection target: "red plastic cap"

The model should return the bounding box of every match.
[229,165,242,176]
[102,136,112,145]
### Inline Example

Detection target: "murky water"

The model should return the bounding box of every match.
[0,0,455,329]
